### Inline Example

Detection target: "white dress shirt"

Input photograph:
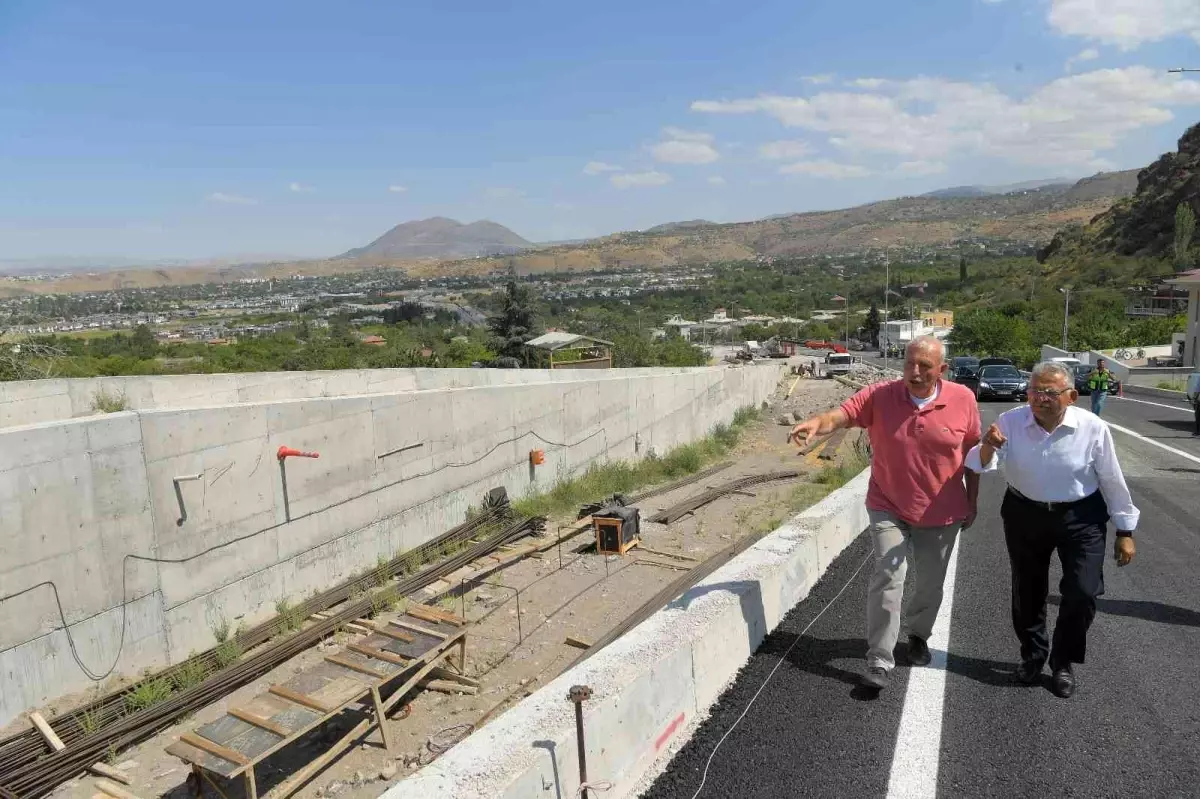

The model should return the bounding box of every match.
[965,405,1140,530]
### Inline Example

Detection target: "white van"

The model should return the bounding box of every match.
[825,352,853,377]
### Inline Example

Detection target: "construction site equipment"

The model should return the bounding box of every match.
[0,506,543,798]
[593,505,640,555]
[168,607,467,799]
[646,471,800,524]
[276,446,319,460]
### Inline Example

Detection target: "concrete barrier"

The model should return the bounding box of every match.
[0,367,709,430]
[1123,384,1191,402]
[385,468,872,799]
[0,365,783,726]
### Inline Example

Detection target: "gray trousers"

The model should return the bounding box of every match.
[866,509,961,670]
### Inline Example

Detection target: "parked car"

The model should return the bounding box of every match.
[960,364,1028,402]
[1073,364,1121,396]
[978,356,1013,368]
[951,356,980,382]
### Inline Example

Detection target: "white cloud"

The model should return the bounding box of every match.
[707,175,726,185]
[850,78,889,89]
[486,187,525,199]
[610,171,672,189]
[802,74,835,85]
[207,192,258,205]
[693,66,1200,170]
[583,161,623,175]
[779,160,872,179]
[651,128,720,164]
[288,182,315,193]
[1048,0,1200,49]
[388,185,408,193]
[895,160,949,177]
[1065,47,1101,71]
[759,139,813,160]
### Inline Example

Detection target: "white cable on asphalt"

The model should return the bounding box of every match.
[1105,420,1200,466]
[688,549,874,799]
[1112,396,1192,413]
[885,533,961,799]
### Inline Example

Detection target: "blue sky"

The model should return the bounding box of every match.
[1,0,1198,260]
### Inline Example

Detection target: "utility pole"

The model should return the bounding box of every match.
[883,246,890,370]
[1060,286,1072,350]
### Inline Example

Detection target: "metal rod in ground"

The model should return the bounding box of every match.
[646,471,800,524]
[569,685,593,797]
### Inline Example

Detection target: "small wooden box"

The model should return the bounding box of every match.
[594,517,639,555]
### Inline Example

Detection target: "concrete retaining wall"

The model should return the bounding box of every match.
[0,365,782,726]
[385,469,872,799]
[0,366,715,430]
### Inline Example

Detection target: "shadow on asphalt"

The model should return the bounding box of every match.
[1048,595,1200,628]
[1141,418,1196,434]
[768,634,1025,693]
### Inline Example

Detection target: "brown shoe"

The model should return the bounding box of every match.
[861,666,890,690]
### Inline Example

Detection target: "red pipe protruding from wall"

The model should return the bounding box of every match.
[277,446,320,460]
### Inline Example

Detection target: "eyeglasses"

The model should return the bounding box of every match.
[1030,388,1069,399]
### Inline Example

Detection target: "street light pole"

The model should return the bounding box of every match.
[883,246,890,370]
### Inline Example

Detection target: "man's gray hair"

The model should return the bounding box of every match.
[906,335,946,361]
[1031,360,1073,385]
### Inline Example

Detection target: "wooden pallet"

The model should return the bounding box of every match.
[166,606,467,799]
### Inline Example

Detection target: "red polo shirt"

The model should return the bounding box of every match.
[840,379,980,527]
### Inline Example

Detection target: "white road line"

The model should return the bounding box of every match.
[1112,396,1191,413]
[885,534,961,799]
[1106,421,1200,466]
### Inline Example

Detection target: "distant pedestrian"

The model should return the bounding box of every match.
[789,336,980,689]
[1188,368,1200,437]
[967,361,1138,699]
[1087,359,1113,416]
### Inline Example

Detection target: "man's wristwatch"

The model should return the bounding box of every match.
[1116,530,1134,538]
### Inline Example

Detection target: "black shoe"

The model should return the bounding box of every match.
[1051,665,1076,698]
[861,666,891,689]
[908,635,932,667]
[1014,658,1045,685]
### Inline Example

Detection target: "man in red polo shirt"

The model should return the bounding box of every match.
[789,335,980,689]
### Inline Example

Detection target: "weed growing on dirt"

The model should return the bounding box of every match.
[214,630,244,668]
[274,597,304,635]
[211,616,232,644]
[90,388,128,413]
[78,705,104,735]
[123,677,172,713]
[370,584,400,616]
[170,657,210,692]
[512,405,761,519]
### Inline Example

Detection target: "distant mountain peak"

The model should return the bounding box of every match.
[340,217,531,260]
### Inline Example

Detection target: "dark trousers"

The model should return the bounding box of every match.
[1193,398,1199,435]
[1000,490,1109,668]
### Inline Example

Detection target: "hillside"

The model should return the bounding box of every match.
[339,217,532,260]
[414,170,1138,277]
[1040,124,1200,263]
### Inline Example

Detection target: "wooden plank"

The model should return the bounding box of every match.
[348,642,412,666]
[269,685,333,713]
[88,763,132,785]
[409,604,465,626]
[391,619,449,640]
[325,653,390,680]
[371,687,395,754]
[227,707,290,738]
[427,666,479,686]
[93,780,146,799]
[179,732,250,767]
[418,679,478,695]
[564,636,594,650]
[367,622,415,643]
[30,712,66,752]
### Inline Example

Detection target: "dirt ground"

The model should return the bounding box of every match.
[44,360,858,799]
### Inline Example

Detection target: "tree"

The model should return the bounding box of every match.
[131,324,157,360]
[864,303,881,348]
[1175,202,1196,271]
[946,309,1033,362]
[488,280,538,360]
[959,255,968,283]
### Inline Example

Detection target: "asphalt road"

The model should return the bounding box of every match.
[644,397,1200,799]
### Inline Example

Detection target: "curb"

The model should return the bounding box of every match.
[1123,384,1190,403]
[383,469,872,799]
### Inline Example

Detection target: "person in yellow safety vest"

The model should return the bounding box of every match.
[1187,369,1200,437]
[1087,359,1113,417]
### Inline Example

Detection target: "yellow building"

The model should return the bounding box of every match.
[921,310,954,328]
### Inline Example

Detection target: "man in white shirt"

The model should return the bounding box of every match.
[966,361,1138,699]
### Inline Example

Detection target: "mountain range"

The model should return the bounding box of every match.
[339,217,532,260]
